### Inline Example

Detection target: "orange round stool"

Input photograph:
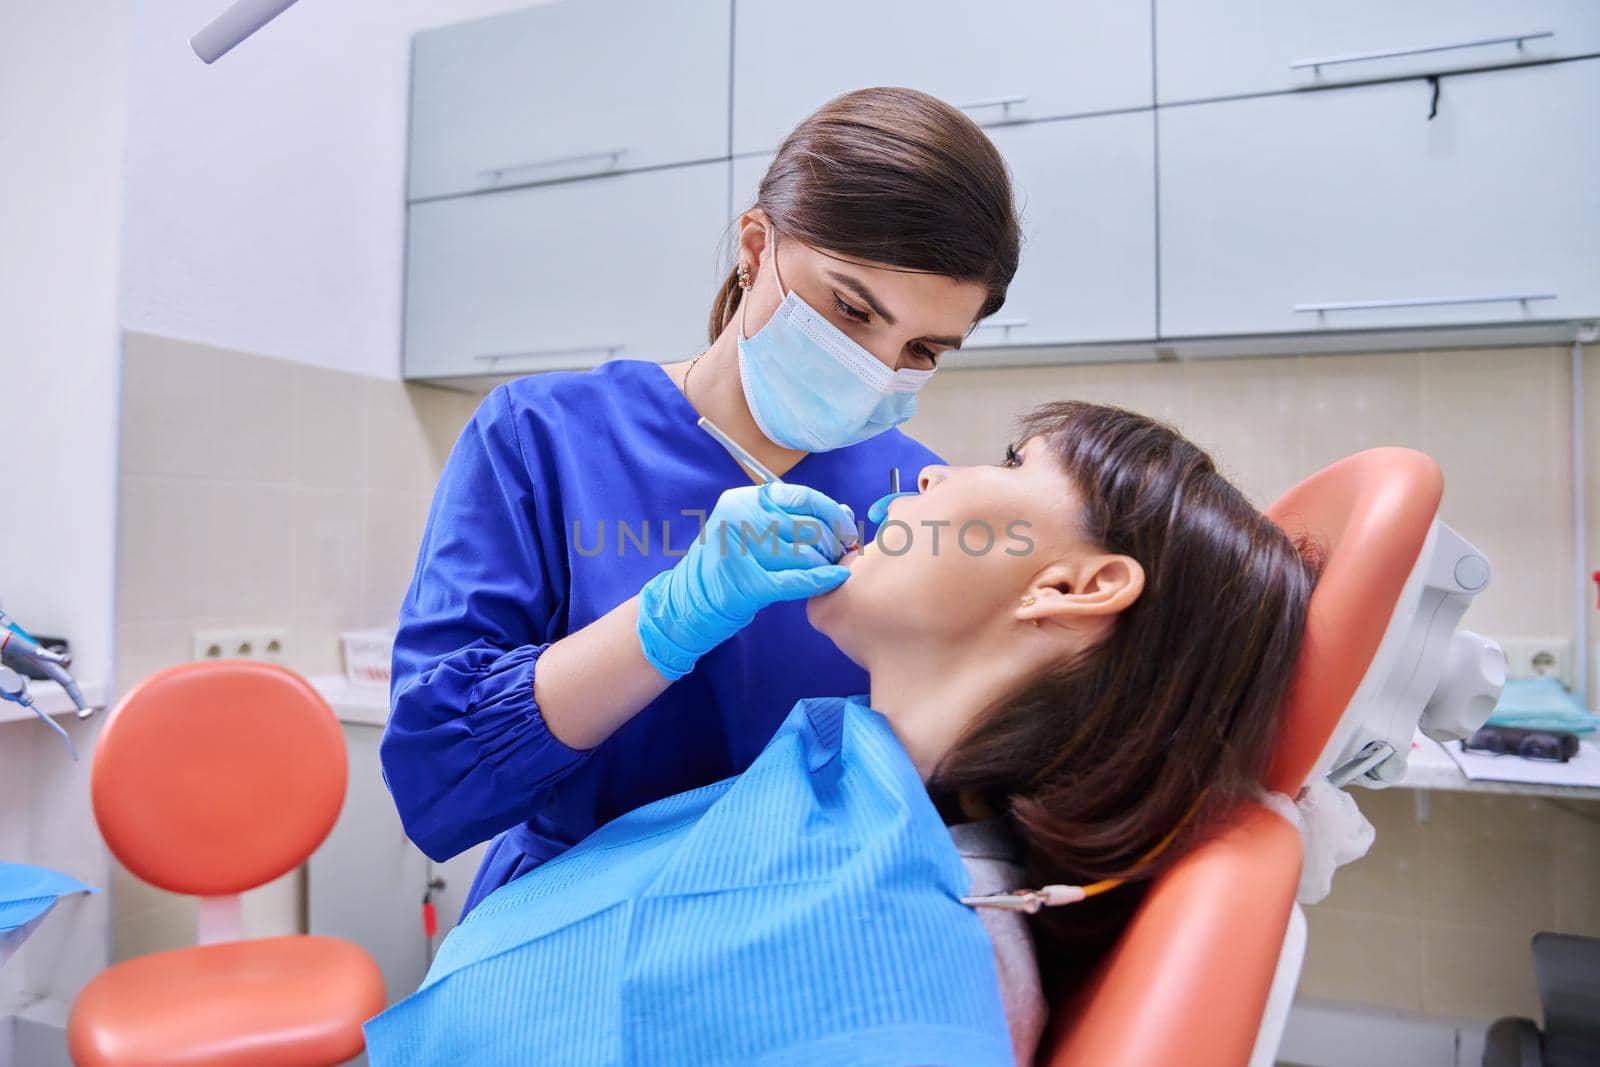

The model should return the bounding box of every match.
[69,661,384,1066]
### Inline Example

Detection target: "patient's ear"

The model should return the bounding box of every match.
[1016,554,1145,627]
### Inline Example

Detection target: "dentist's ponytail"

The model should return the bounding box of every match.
[708,86,1021,343]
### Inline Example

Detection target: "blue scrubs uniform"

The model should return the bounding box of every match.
[381,360,940,918]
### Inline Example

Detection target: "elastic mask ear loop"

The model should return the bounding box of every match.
[740,226,786,343]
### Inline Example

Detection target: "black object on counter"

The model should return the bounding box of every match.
[1464,724,1581,763]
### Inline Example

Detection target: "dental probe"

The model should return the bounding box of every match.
[697,416,781,485]
[695,416,859,553]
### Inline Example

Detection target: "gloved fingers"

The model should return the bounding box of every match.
[706,513,845,564]
[763,564,851,601]
[759,484,858,560]
[759,483,855,535]
[755,539,840,573]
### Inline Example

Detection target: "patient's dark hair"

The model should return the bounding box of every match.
[928,401,1320,996]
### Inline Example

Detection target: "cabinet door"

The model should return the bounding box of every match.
[404,161,731,380]
[972,116,1156,348]
[731,0,1151,156]
[734,114,1157,350]
[1159,60,1600,338]
[409,0,730,201]
[1157,0,1600,104]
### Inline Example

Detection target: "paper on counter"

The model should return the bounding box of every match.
[1444,739,1600,788]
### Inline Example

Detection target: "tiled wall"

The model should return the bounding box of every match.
[907,345,1600,1023]
[110,337,1600,1023]
[907,348,1579,640]
[112,330,477,961]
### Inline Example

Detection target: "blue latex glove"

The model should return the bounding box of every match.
[867,490,917,524]
[638,483,854,680]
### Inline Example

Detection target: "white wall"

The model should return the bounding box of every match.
[119,0,544,379]
[0,0,130,1009]
[0,0,128,695]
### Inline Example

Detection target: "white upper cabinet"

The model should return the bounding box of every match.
[1157,0,1600,104]
[731,0,1152,156]
[404,161,731,380]
[1158,60,1600,339]
[733,112,1157,349]
[970,116,1157,348]
[408,0,731,201]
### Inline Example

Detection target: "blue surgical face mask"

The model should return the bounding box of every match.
[736,233,935,452]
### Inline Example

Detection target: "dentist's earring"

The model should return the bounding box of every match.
[1018,595,1040,627]
[737,263,752,290]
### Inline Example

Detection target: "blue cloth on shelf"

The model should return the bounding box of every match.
[0,863,97,967]
[1485,676,1598,736]
[0,863,97,933]
[381,360,940,921]
[363,696,1013,1067]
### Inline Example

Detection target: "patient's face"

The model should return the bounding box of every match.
[808,436,1090,659]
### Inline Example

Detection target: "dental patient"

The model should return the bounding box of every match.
[363,402,1318,1067]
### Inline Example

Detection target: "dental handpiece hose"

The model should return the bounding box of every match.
[0,664,78,761]
[0,608,92,718]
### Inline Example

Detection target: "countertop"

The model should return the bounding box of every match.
[16,676,1594,801]
[0,679,107,725]
[1396,731,1600,801]
[310,674,390,726]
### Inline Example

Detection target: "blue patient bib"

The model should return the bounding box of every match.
[364,696,1013,1067]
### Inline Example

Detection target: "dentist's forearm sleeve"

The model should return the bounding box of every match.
[381,386,590,863]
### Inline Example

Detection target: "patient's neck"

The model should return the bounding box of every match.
[865,637,1043,781]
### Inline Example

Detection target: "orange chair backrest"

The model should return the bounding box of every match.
[1043,802,1302,1066]
[92,660,347,897]
[1043,447,1445,1066]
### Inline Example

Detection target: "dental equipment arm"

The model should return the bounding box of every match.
[1314,520,1506,789]
[191,0,304,63]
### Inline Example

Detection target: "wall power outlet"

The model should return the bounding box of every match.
[192,627,289,664]
[1496,636,1573,689]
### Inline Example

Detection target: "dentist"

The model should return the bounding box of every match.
[381,87,1021,918]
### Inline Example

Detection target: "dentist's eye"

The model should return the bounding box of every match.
[911,343,940,367]
[831,293,870,322]
[1002,442,1021,468]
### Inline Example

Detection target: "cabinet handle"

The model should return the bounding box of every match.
[478,149,627,186]
[1294,293,1557,313]
[474,344,625,364]
[974,318,1028,332]
[954,95,1027,118]
[1290,31,1553,71]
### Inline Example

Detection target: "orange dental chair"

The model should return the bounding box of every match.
[68,661,385,1066]
[1042,447,1505,1067]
